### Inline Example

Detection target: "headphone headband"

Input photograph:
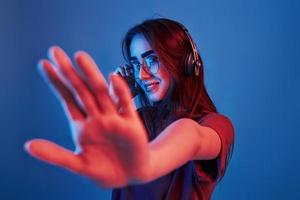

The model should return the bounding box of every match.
[173,21,202,76]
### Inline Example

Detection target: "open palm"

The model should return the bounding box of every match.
[25,46,150,188]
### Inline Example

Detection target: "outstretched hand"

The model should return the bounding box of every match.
[25,46,150,188]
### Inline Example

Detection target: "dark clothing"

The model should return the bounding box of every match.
[112,108,234,200]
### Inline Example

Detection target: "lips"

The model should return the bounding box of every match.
[144,82,159,91]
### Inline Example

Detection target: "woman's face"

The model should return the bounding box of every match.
[129,34,172,103]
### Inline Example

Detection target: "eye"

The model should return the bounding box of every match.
[146,55,158,66]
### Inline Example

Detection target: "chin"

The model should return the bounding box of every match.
[147,92,165,103]
[147,95,159,103]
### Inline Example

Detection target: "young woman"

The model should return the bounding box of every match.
[25,18,234,200]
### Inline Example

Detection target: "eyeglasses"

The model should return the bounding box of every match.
[130,54,160,75]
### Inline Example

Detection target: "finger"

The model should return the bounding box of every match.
[113,67,125,77]
[113,67,121,75]
[48,46,99,116]
[38,59,86,121]
[124,66,129,76]
[25,139,84,174]
[74,51,116,113]
[109,74,135,117]
[108,80,119,110]
[124,64,134,76]
[120,66,126,76]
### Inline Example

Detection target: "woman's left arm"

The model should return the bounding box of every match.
[147,118,221,182]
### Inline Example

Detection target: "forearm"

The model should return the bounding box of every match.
[146,118,201,182]
[144,118,221,183]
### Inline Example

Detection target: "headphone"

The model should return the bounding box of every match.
[169,20,204,117]
[173,21,202,77]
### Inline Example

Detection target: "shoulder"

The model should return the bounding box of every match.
[197,112,234,141]
[194,113,235,181]
[198,112,232,125]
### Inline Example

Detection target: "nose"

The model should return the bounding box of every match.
[139,65,152,80]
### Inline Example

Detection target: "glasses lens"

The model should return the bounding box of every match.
[131,55,159,75]
[145,55,159,74]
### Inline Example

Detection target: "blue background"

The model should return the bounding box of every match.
[0,0,299,199]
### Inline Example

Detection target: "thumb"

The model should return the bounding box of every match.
[25,139,83,174]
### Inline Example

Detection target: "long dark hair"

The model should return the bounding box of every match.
[122,19,233,183]
[122,18,217,120]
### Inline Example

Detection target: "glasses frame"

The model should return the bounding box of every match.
[130,54,160,75]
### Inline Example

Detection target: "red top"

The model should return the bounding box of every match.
[112,112,234,200]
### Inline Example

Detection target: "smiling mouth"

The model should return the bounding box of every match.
[144,82,159,91]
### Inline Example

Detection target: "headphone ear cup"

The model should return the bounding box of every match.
[184,52,195,76]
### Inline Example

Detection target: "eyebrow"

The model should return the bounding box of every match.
[130,50,154,60]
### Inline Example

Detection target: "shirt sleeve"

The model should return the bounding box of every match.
[194,113,235,182]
